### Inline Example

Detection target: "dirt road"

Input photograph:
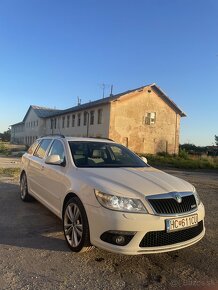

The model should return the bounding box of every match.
[0,169,217,290]
[0,156,21,168]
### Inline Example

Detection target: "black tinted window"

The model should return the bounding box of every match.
[34,139,52,159]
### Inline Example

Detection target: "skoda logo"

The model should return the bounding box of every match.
[174,193,182,203]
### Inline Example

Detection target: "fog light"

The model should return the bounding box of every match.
[114,235,125,245]
[100,231,135,246]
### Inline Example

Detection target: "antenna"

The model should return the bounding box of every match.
[110,85,113,96]
[102,83,105,98]
[99,83,113,98]
[77,97,81,105]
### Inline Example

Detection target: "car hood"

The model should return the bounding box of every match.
[78,166,193,198]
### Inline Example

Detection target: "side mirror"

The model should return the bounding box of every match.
[141,156,148,164]
[45,155,63,165]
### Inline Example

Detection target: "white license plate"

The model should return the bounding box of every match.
[166,214,198,232]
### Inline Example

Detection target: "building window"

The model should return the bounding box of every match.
[54,118,57,129]
[62,116,65,128]
[36,120,38,126]
[50,119,53,129]
[72,115,75,127]
[98,109,103,124]
[145,112,156,125]
[67,115,70,128]
[90,110,94,125]
[77,113,81,126]
[84,112,88,126]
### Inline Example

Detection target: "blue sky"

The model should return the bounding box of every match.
[0,0,217,145]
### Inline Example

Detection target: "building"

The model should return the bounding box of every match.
[10,83,186,154]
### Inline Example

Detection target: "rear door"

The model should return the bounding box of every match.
[27,138,52,199]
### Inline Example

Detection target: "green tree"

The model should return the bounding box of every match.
[0,129,11,142]
[215,135,218,146]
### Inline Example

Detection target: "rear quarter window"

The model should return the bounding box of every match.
[27,140,40,155]
[33,139,52,159]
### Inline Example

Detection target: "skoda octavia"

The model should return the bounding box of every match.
[20,136,205,254]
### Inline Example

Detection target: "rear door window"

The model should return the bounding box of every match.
[34,139,52,159]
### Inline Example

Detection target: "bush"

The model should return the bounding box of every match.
[0,142,7,154]
[179,149,189,159]
[138,152,218,170]
[157,151,170,157]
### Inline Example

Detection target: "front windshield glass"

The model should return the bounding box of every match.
[68,141,147,168]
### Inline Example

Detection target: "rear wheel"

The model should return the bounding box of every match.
[63,197,93,252]
[20,173,32,202]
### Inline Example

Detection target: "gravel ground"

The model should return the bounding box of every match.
[0,166,217,290]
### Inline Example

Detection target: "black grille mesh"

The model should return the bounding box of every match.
[139,221,203,247]
[148,194,197,214]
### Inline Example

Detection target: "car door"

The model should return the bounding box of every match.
[40,139,68,216]
[27,138,53,200]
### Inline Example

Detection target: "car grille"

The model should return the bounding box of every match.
[148,194,197,215]
[139,221,203,247]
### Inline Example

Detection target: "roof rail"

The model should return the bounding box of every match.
[39,134,65,138]
[88,136,114,142]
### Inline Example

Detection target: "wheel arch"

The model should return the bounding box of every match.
[20,170,26,181]
[62,192,80,218]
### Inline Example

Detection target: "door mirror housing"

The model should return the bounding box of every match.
[141,156,148,164]
[45,155,63,166]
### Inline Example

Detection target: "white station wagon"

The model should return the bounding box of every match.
[20,135,205,255]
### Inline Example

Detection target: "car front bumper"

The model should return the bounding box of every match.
[85,202,205,255]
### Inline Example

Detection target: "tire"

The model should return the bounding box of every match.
[63,197,94,253]
[20,173,33,202]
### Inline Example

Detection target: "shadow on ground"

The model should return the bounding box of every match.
[0,182,69,252]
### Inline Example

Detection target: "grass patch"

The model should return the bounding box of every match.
[138,153,218,170]
[0,142,26,156]
[0,168,21,178]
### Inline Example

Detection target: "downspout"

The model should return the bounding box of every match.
[174,113,178,154]
[86,112,90,137]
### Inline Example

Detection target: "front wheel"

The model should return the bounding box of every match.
[63,197,93,253]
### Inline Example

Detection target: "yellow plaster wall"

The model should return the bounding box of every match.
[109,86,181,154]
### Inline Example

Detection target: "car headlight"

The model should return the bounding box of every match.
[193,187,201,205]
[94,190,147,213]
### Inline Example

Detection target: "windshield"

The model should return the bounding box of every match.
[68,141,147,168]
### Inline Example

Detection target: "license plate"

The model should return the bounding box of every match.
[166,214,198,232]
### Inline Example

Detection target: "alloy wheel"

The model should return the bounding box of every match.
[64,203,83,247]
